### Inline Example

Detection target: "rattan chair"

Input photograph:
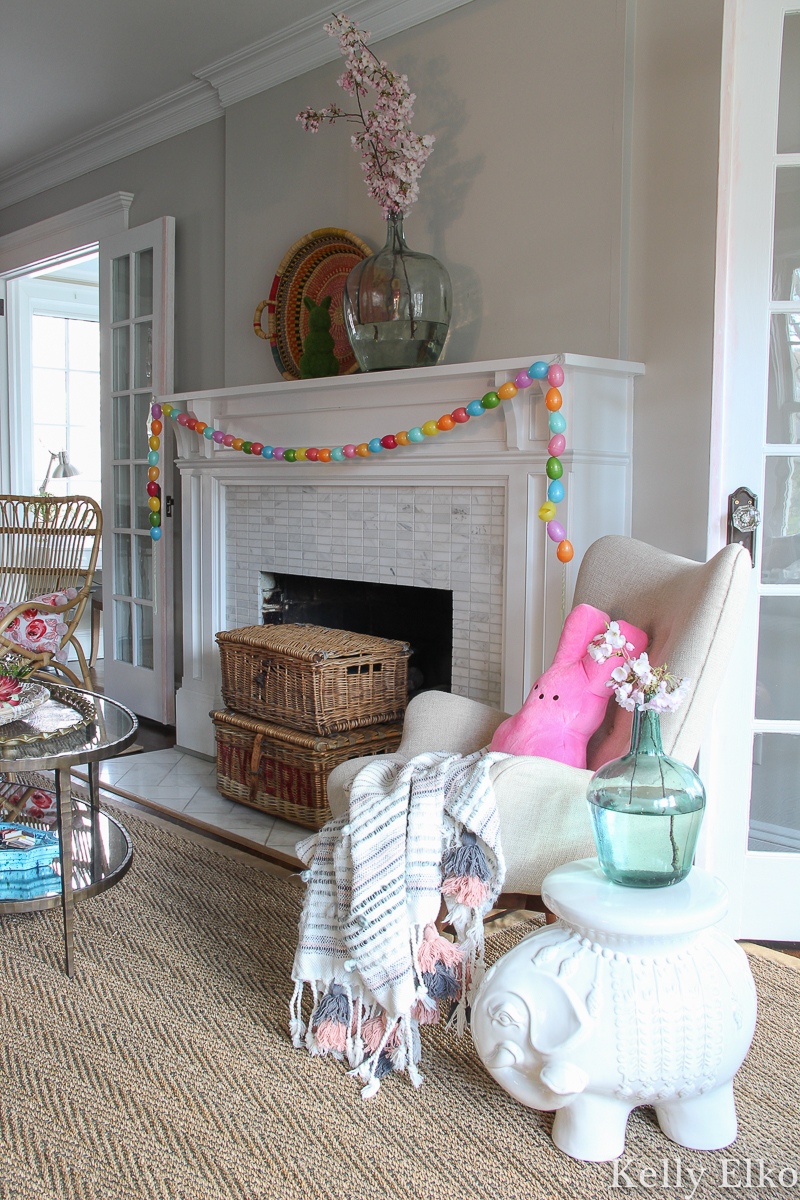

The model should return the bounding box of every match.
[0,495,102,689]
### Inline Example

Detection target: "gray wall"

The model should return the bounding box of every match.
[0,0,727,562]
[0,121,226,396]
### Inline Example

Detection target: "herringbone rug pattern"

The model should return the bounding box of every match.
[0,807,797,1200]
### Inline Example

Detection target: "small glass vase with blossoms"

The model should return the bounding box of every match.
[585,622,706,889]
[298,15,452,371]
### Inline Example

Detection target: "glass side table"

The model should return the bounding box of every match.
[0,686,137,977]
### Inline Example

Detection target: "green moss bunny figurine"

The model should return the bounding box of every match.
[299,295,339,378]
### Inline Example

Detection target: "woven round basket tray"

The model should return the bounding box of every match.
[253,227,372,380]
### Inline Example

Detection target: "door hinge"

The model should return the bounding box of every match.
[165,495,174,518]
[727,486,760,565]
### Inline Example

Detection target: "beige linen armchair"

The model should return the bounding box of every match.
[326,535,751,900]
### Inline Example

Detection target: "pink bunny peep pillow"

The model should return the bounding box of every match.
[490,604,648,768]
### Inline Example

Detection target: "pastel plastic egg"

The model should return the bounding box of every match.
[548,434,566,456]
[150,527,162,541]
[343,445,357,458]
[420,421,438,437]
[212,430,225,443]
[548,363,565,387]
[306,448,319,461]
[395,431,410,445]
[331,448,345,461]
[497,382,518,401]
[148,435,160,451]
[161,403,173,416]
[557,539,574,563]
[480,392,501,410]
[548,412,566,434]
[261,445,274,458]
[251,443,264,456]
[356,443,371,457]
[318,448,331,462]
[436,415,454,431]
[547,520,566,543]
[294,447,306,460]
[538,501,556,522]
[171,409,180,420]
[283,449,297,462]
[149,512,160,527]
[231,438,244,451]
[529,361,549,379]
[194,421,207,435]
[176,413,189,426]
[186,418,197,431]
[222,434,235,447]
[146,481,159,497]
[381,434,397,449]
[368,438,383,453]
[273,448,285,460]
[148,467,160,482]
[203,427,215,439]
[466,400,484,417]
[546,457,563,480]
[548,479,565,503]
[150,419,162,436]
[545,387,562,411]
[451,408,469,424]
[408,427,425,442]
[148,451,159,466]
[243,442,254,454]
[149,497,160,513]
[515,371,533,390]
[151,404,162,420]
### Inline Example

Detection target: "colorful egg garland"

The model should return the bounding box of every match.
[147,360,573,561]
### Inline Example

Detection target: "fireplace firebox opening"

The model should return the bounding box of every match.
[261,572,452,699]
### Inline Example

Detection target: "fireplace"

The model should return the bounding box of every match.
[260,571,453,698]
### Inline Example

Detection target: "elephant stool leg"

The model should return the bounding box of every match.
[655,1081,737,1151]
[551,1093,633,1162]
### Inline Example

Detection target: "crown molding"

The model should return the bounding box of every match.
[196,0,476,108]
[0,84,223,212]
[0,0,474,213]
[0,192,133,275]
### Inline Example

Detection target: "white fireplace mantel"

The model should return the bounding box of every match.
[165,353,643,754]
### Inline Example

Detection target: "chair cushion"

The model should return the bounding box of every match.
[0,588,79,664]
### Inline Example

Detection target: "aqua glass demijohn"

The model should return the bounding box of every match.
[586,708,706,888]
[342,212,452,372]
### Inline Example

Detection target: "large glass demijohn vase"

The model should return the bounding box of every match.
[343,212,452,371]
[586,708,706,887]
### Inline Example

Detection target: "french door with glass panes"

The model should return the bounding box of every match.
[702,0,800,938]
[99,218,175,723]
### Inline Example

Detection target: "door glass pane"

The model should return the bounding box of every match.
[133,393,152,460]
[772,168,800,301]
[112,256,130,322]
[113,464,130,528]
[113,396,130,460]
[778,13,800,154]
[749,732,800,852]
[112,326,129,392]
[756,597,800,719]
[135,603,154,669]
[134,535,153,600]
[134,249,153,317]
[133,464,151,528]
[114,599,133,663]
[134,322,153,389]
[767,313,800,442]
[761,456,800,582]
[114,533,131,596]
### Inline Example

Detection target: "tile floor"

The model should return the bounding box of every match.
[97,748,304,860]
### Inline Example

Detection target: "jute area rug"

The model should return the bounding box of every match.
[0,806,798,1200]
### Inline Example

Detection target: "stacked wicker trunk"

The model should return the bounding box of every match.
[212,623,410,829]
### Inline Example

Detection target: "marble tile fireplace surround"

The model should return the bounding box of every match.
[170,354,643,755]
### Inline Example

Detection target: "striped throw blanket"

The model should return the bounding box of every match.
[290,749,507,1097]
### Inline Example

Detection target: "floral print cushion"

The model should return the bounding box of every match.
[0,588,79,663]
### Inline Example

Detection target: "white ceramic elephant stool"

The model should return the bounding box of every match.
[472,860,757,1162]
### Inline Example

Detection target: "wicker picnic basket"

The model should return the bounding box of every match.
[216,623,411,736]
[212,709,403,829]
